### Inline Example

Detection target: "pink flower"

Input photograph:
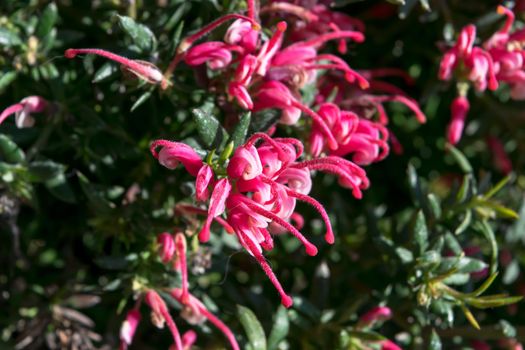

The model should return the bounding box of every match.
[224,19,259,52]
[196,164,214,202]
[145,290,183,350]
[471,340,491,350]
[150,140,204,176]
[0,96,48,128]
[438,25,498,92]
[381,339,402,350]
[171,288,240,350]
[184,42,235,69]
[65,48,165,84]
[358,306,393,326]
[198,178,232,242]
[447,96,470,145]
[157,232,176,263]
[486,136,512,174]
[181,330,197,350]
[227,144,263,180]
[119,309,141,350]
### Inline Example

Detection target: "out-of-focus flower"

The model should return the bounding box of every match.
[0,96,48,128]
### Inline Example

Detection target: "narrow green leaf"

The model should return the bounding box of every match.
[447,144,473,173]
[0,135,25,163]
[0,27,23,47]
[467,273,499,297]
[459,303,480,330]
[428,329,442,350]
[483,175,512,199]
[130,91,152,112]
[35,3,58,38]
[454,210,472,235]
[444,232,462,255]
[413,210,428,254]
[503,260,520,285]
[92,62,118,83]
[117,15,156,52]
[192,108,228,149]
[27,160,65,182]
[427,193,441,219]
[477,221,498,274]
[237,305,267,350]
[0,71,17,91]
[45,173,76,203]
[465,295,523,309]
[347,330,387,342]
[228,111,251,148]
[268,306,289,350]
[474,199,519,220]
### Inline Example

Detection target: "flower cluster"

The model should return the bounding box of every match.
[119,232,239,350]
[151,132,368,308]
[439,5,525,145]
[165,0,425,156]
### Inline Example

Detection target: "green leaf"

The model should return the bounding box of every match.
[465,295,523,309]
[130,91,152,112]
[35,3,58,38]
[192,108,228,149]
[347,330,387,342]
[428,329,442,350]
[474,198,519,220]
[396,247,414,264]
[459,303,480,330]
[228,111,251,149]
[78,172,113,212]
[268,306,289,350]
[439,257,487,274]
[476,220,498,274]
[92,62,118,83]
[237,305,267,350]
[0,71,17,91]
[502,260,520,285]
[454,209,472,235]
[447,144,473,174]
[444,232,462,255]
[413,210,428,254]
[45,173,76,203]
[27,160,65,182]
[0,135,25,163]
[0,27,23,47]
[117,15,157,52]
[427,193,441,220]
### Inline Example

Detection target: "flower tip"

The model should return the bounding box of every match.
[198,226,211,243]
[497,5,507,14]
[324,233,335,245]
[277,21,287,32]
[305,243,318,256]
[281,295,293,308]
[64,49,77,59]
[359,81,370,90]
[252,23,262,31]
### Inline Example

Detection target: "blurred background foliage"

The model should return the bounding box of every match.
[1,0,525,349]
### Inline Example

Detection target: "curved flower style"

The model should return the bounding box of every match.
[0,96,48,128]
[151,133,368,307]
[65,48,165,85]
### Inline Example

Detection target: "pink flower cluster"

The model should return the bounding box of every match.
[151,132,369,308]
[119,232,239,350]
[439,5,525,145]
[168,0,425,156]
